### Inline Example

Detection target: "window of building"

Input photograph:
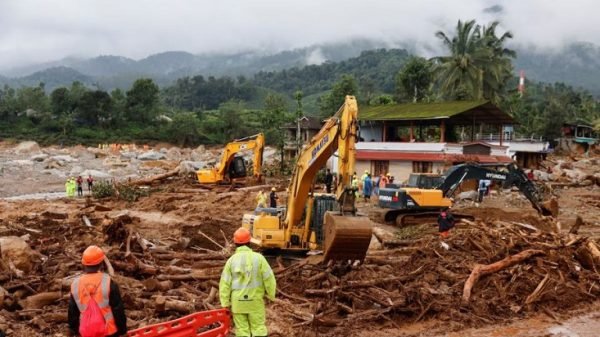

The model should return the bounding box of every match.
[371,161,389,176]
[412,161,433,173]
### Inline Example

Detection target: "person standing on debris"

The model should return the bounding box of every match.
[220,228,276,337]
[352,174,359,197]
[363,173,372,202]
[360,170,369,193]
[373,174,381,196]
[269,187,279,208]
[67,177,76,198]
[65,178,71,197]
[437,208,456,239]
[477,179,487,203]
[379,173,389,190]
[76,175,84,197]
[255,190,267,209]
[87,175,94,193]
[324,169,333,193]
[68,245,127,337]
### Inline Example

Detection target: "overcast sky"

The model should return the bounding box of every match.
[0,0,598,71]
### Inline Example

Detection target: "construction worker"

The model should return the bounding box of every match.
[76,175,84,197]
[379,173,389,190]
[437,208,456,239]
[360,170,369,193]
[220,228,276,337]
[324,169,333,193]
[255,190,267,209]
[351,174,359,197]
[269,187,279,208]
[68,245,127,337]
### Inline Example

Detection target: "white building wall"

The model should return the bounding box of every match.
[389,161,413,181]
[356,142,446,152]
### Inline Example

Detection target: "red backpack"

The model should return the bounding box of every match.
[79,288,107,337]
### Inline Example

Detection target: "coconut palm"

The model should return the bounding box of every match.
[433,20,515,102]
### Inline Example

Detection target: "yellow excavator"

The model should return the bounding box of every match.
[241,96,373,262]
[197,133,265,185]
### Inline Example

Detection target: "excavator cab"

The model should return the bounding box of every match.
[228,156,247,179]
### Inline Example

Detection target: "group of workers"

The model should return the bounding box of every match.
[70,226,276,337]
[255,187,279,209]
[65,175,94,197]
[348,170,395,202]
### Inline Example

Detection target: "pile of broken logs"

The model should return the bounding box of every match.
[2,206,600,336]
[268,218,600,335]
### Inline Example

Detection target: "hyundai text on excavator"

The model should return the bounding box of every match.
[242,96,373,262]
[378,163,554,226]
[196,133,264,185]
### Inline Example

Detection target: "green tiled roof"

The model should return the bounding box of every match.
[360,101,489,121]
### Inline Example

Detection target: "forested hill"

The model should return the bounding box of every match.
[2,40,600,96]
[252,49,409,96]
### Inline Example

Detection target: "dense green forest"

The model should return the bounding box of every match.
[1,19,599,148]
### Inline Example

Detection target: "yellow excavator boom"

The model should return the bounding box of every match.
[197,133,264,184]
[243,96,372,262]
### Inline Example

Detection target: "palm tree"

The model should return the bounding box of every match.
[433,20,515,102]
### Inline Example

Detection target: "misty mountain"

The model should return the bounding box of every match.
[514,42,600,96]
[2,39,600,96]
[0,67,95,90]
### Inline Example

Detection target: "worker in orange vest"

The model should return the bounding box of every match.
[68,245,127,337]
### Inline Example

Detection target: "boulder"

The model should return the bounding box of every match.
[30,153,49,162]
[159,148,168,154]
[138,151,166,161]
[178,161,205,175]
[44,159,64,169]
[42,169,66,177]
[456,191,478,201]
[166,148,182,160]
[120,151,138,159]
[80,169,111,179]
[51,155,77,163]
[0,236,36,273]
[14,141,40,154]
[533,170,550,182]
[69,166,84,176]
[8,160,34,167]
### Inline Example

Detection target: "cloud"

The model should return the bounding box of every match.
[0,0,598,70]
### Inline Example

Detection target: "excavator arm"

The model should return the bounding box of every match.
[197,133,264,184]
[439,163,552,216]
[284,97,359,230]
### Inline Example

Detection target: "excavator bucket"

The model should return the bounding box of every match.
[322,212,373,263]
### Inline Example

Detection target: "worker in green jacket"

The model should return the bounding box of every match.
[220,227,276,337]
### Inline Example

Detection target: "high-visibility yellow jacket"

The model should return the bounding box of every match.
[255,192,267,208]
[219,246,276,314]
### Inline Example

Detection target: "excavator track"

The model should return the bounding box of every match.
[322,212,373,263]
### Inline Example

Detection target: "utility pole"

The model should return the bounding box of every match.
[294,91,304,157]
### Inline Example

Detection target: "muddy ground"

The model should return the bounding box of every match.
[0,142,599,337]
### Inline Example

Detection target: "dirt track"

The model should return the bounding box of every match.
[0,143,600,336]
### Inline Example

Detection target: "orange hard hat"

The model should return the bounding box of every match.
[233,227,251,244]
[81,245,105,266]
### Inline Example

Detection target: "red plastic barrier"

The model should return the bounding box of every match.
[128,309,230,337]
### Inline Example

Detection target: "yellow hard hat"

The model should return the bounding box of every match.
[271,187,276,191]
[364,170,369,173]
[386,173,391,176]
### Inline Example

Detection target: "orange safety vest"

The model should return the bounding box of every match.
[71,272,117,336]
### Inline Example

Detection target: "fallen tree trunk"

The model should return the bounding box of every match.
[19,292,63,310]
[462,249,544,304]
[129,168,180,186]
